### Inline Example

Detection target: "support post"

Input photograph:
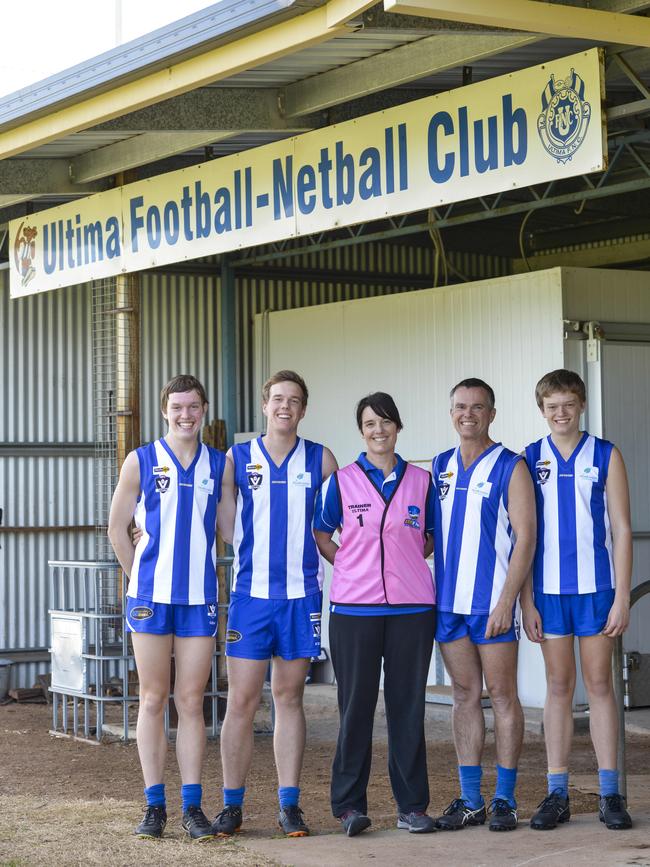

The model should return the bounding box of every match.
[612,635,627,798]
[220,256,238,446]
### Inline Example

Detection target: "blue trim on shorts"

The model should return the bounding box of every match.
[225,592,323,660]
[125,596,218,637]
[534,588,615,637]
[435,609,519,645]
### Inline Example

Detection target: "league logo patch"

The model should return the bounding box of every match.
[207,603,217,623]
[439,482,450,501]
[226,629,242,643]
[247,470,263,490]
[404,505,421,530]
[155,475,171,493]
[538,68,591,164]
[471,480,492,497]
[130,606,154,621]
[198,476,214,494]
[536,466,551,485]
[579,465,599,483]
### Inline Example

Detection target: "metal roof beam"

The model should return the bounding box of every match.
[70,132,238,183]
[0,0,369,160]
[282,31,539,116]
[0,160,106,200]
[383,0,650,47]
[94,87,320,133]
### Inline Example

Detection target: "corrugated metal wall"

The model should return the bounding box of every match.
[140,272,221,439]
[0,241,508,687]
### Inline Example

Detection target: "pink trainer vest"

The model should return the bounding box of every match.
[330,461,436,606]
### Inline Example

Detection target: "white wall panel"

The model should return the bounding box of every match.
[562,267,650,322]
[264,270,566,705]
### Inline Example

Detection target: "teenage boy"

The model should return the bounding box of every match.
[108,374,232,840]
[522,369,633,831]
[213,370,337,838]
[432,378,536,832]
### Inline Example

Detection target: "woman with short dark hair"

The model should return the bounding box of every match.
[315,392,437,837]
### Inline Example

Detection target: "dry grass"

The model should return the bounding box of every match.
[0,795,280,867]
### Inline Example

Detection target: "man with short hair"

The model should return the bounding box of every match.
[432,378,536,832]
[522,369,633,831]
[108,374,232,841]
[213,370,337,838]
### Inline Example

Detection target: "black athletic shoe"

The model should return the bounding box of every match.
[340,810,372,837]
[134,805,167,838]
[530,791,570,830]
[435,798,486,830]
[397,811,436,833]
[599,794,632,830]
[278,805,310,837]
[182,805,215,841]
[211,805,243,836]
[488,798,518,831]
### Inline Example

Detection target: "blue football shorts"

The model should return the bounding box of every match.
[436,609,519,645]
[225,591,322,660]
[126,596,218,637]
[535,588,616,638]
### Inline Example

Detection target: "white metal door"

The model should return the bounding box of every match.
[599,341,650,656]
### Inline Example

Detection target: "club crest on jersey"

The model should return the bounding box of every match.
[247,470,263,489]
[536,466,551,485]
[439,482,450,501]
[404,505,421,529]
[293,471,311,487]
[155,475,171,493]
[538,68,591,164]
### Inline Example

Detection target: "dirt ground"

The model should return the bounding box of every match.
[1,689,649,866]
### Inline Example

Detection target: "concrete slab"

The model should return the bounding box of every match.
[241,811,650,867]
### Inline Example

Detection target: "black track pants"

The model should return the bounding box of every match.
[329,608,436,817]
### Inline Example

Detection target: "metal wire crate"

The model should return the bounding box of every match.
[49,558,232,742]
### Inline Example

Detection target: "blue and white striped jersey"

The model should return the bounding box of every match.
[128,438,226,605]
[525,432,615,595]
[232,436,324,599]
[432,443,521,615]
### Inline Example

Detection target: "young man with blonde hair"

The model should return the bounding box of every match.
[213,370,337,837]
[523,369,633,831]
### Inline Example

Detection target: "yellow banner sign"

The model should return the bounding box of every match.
[10,49,605,297]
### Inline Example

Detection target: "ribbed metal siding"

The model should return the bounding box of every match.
[140,272,221,440]
[236,242,509,430]
[0,272,95,687]
[1,270,221,686]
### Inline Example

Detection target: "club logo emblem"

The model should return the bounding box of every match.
[13,222,38,288]
[538,68,591,164]
[155,475,171,493]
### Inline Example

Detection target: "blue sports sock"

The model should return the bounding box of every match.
[224,786,245,807]
[547,771,569,798]
[599,769,619,797]
[494,765,518,808]
[459,765,483,809]
[144,783,165,808]
[181,783,202,812]
[278,786,300,809]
